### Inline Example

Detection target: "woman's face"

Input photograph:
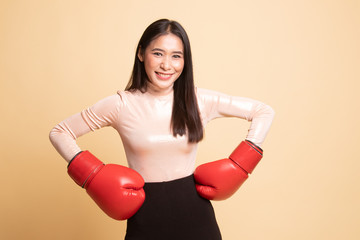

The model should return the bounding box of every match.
[139,33,184,95]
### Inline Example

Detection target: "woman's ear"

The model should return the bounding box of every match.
[137,47,144,62]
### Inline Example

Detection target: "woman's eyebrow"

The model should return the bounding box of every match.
[151,48,164,52]
[173,51,184,55]
[151,48,183,55]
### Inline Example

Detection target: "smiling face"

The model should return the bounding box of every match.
[138,33,185,95]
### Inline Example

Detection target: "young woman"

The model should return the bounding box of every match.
[49,19,275,240]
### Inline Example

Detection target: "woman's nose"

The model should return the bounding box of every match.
[160,57,171,70]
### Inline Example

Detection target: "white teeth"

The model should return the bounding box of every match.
[157,72,172,77]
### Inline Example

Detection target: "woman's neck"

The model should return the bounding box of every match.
[145,81,174,97]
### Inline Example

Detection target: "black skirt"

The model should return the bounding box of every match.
[125,174,222,240]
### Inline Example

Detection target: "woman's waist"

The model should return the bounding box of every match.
[127,155,197,183]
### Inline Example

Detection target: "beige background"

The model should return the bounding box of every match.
[1,0,359,239]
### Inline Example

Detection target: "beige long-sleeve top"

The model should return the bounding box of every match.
[49,88,274,182]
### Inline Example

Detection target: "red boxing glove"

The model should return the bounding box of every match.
[194,140,263,200]
[67,151,145,220]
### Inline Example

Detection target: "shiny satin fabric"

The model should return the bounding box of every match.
[49,88,274,182]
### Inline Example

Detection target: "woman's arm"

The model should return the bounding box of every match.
[49,94,122,162]
[194,88,275,200]
[197,88,275,146]
[49,93,146,220]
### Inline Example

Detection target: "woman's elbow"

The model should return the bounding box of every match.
[49,125,61,146]
[267,105,275,120]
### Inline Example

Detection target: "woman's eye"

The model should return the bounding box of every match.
[173,55,182,59]
[153,52,162,56]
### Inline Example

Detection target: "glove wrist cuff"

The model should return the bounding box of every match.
[67,151,104,187]
[229,141,263,174]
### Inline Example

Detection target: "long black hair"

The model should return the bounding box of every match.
[125,19,203,143]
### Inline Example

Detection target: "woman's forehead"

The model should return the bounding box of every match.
[147,34,184,52]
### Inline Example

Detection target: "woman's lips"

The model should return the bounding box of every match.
[155,71,173,80]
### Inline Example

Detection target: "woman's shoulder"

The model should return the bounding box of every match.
[116,89,142,101]
[114,89,151,109]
